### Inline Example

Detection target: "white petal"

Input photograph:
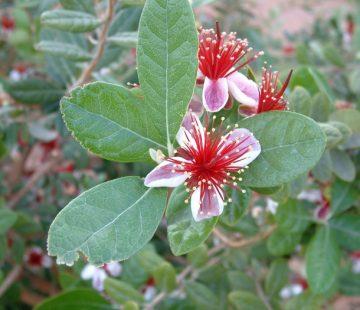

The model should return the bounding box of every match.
[203,77,229,112]
[191,187,224,222]
[176,113,205,150]
[222,128,261,168]
[105,262,122,277]
[41,255,53,268]
[227,71,259,107]
[144,159,188,187]
[81,264,97,280]
[92,269,107,292]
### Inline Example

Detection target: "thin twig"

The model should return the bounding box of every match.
[0,265,22,297]
[72,0,116,88]
[213,226,276,248]
[7,153,60,209]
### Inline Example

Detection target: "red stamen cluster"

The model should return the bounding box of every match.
[168,115,258,205]
[257,67,293,113]
[1,15,15,31]
[198,22,263,80]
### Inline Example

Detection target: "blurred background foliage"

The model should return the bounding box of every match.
[0,0,359,309]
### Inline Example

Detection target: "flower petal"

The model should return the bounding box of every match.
[105,262,122,277]
[202,77,229,112]
[227,71,259,107]
[92,269,107,292]
[223,128,261,168]
[191,187,224,222]
[176,112,205,149]
[81,264,97,280]
[144,159,188,188]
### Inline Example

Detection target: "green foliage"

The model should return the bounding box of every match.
[137,0,198,147]
[166,186,218,255]
[36,41,92,61]
[228,290,267,310]
[265,259,289,298]
[104,278,144,304]
[240,111,326,188]
[48,177,167,265]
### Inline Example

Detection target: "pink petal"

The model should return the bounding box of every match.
[92,269,107,292]
[223,128,261,168]
[144,159,188,188]
[104,262,122,277]
[81,264,97,280]
[227,71,259,107]
[191,187,224,222]
[176,113,204,149]
[203,77,229,112]
[238,104,258,117]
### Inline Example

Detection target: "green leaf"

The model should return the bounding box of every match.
[36,41,92,61]
[221,187,250,226]
[285,291,324,310]
[227,271,256,293]
[275,199,312,233]
[239,111,326,188]
[349,68,360,96]
[311,92,334,122]
[6,78,64,104]
[166,186,218,256]
[137,0,198,147]
[0,208,18,235]
[288,86,312,116]
[330,109,360,133]
[0,236,6,261]
[265,259,289,298]
[228,291,267,310]
[339,271,360,296]
[329,149,356,182]
[329,215,360,251]
[153,262,177,292]
[48,177,167,265]
[289,66,335,101]
[108,32,138,47]
[123,301,140,310]
[267,228,301,256]
[35,288,111,310]
[187,244,208,268]
[103,278,144,304]
[306,226,340,294]
[60,0,95,14]
[318,123,342,149]
[61,82,166,162]
[322,43,345,67]
[311,150,333,183]
[41,10,101,33]
[185,281,219,310]
[330,179,357,216]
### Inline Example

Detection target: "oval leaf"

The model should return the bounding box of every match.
[239,111,326,188]
[48,177,167,265]
[41,10,101,33]
[166,186,218,256]
[36,41,92,61]
[61,82,166,162]
[137,0,198,146]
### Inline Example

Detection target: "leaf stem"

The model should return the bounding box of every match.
[71,0,116,89]
[0,265,22,297]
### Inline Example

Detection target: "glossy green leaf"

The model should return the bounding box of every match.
[306,226,340,294]
[185,281,219,310]
[41,10,101,32]
[166,186,218,256]
[288,86,312,116]
[137,0,198,147]
[153,262,177,292]
[239,111,326,188]
[265,259,289,298]
[6,78,64,104]
[330,179,357,216]
[329,215,360,251]
[36,41,92,61]
[108,32,138,47]
[228,291,267,310]
[104,278,144,304]
[267,229,301,256]
[35,288,111,310]
[275,199,312,233]
[61,82,166,162]
[48,177,167,265]
[0,208,18,235]
[329,149,356,182]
